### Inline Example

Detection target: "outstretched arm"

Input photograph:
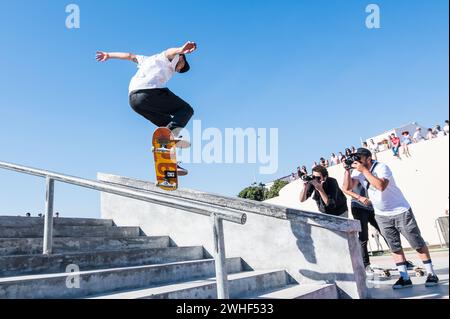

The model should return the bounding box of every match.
[96,51,138,63]
[165,41,197,61]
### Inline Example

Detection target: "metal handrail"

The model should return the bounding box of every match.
[0,160,247,299]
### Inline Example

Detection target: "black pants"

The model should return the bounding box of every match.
[129,88,194,130]
[351,206,381,267]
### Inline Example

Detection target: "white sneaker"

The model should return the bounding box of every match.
[366,265,375,278]
[173,137,191,149]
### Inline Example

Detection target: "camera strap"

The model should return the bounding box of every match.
[364,161,379,191]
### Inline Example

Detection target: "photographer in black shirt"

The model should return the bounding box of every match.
[299,165,348,217]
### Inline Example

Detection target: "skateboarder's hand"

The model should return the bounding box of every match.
[96,51,110,62]
[179,42,197,54]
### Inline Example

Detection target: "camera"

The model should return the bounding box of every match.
[301,174,319,182]
[344,154,361,169]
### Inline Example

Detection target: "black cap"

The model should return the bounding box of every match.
[179,54,190,73]
[354,148,372,157]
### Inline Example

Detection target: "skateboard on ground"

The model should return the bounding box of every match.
[152,127,190,191]
[372,261,425,278]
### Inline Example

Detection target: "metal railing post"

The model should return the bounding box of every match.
[211,213,229,299]
[43,177,55,255]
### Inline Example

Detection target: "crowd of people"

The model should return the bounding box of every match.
[23,212,60,218]
[288,120,448,182]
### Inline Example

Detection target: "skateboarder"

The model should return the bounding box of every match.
[96,41,197,175]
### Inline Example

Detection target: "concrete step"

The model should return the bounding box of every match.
[0,257,243,299]
[0,236,171,256]
[255,283,338,299]
[0,225,141,238]
[0,216,114,227]
[89,269,291,299]
[0,246,205,277]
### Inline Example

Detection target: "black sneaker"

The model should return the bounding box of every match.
[392,277,412,289]
[425,274,439,287]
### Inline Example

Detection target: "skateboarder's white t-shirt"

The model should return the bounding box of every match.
[129,51,180,94]
[351,162,410,217]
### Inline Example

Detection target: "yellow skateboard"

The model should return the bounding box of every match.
[152,127,178,191]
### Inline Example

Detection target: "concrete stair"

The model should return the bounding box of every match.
[0,225,141,238]
[0,216,337,299]
[0,246,205,277]
[0,236,171,256]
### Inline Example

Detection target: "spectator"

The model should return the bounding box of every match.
[25,213,31,217]
[55,212,60,218]
[389,133,401,159]
[434,125,446,138]
[296,166,302,179]
[351,146,357,154]
[342,165,382,275]
[38,213,43,218]
[401,131,412,158]
[444,120,449,135]
[300,166,308,177]
[290,173,296,182]
[299,165,348,217]
[330,153,340,166]
[345,148,352,159]
[413,127,425,143]
[426,128,436,140]
[343,148,439,289]
[368,139,379,154]
[386,136,393,149]
[367,139,379,160]
[338,152,346,163]
[320,157,329,168]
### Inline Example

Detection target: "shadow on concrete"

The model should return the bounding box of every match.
[287,210,348,265]
[289,220,316,264]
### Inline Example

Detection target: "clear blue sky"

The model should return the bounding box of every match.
[0,0,448,218]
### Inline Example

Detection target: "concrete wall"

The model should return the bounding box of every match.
[265,136,450,250]
[98,174,368,299]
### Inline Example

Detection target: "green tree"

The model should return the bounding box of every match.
[238,183,267,202]
[266,180,289,200]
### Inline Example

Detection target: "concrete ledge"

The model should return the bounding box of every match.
[98,173,361,233]
[98,174,368,299]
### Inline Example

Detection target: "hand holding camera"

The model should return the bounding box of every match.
[343,154,361,170]
[301,174,323,191]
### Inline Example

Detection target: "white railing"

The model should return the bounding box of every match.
[0,160,247,299]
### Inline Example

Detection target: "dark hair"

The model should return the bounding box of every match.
[312,165,328,178]
[178,54,190,73]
